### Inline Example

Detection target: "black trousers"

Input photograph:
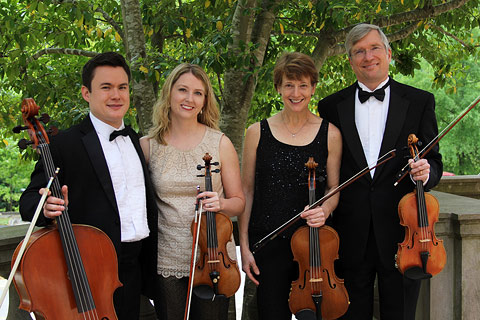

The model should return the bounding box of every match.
[114,240,143,320]
[254,237,298,320]
[337,228,421,320]
[154,275,229,320]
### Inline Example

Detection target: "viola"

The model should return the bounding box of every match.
[396,134,446,280]
[11,98,121,319]
[289,157,349,320]
[191,153,240,299]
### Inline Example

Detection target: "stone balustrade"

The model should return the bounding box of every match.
[434,175,480,199]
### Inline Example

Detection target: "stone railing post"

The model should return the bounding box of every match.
[0,224,32,320]
[429,191,480,320]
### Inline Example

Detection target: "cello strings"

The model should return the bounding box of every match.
[38,141,93,318]
[37,134,98,319]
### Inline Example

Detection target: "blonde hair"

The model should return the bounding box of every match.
[148,63,220,144]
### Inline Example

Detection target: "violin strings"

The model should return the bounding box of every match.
[417,180,429,252]
[37,133,99,319]
[310,227,321,294]
[412,148,429,254]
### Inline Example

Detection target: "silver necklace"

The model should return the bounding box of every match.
[282,112,308,138]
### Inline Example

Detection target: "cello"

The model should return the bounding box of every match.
[289,157,349,320]
[11,98,121,319]
[396,134,446,280]
[191,153,241,300]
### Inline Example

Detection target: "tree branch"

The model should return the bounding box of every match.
[333,0,471,45]
[311,0,471,65]
[28,48,98,63]
[427,22,476,49]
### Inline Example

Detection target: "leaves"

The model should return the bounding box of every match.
[0,0,479,175]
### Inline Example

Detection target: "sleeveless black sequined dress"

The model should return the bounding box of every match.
[248,118,329,248]
[248,118,329,319]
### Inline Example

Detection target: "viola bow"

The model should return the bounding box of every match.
[394,94,480,185]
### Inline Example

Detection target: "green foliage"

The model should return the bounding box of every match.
[1,0,480,171]
[396,58,480,175]
[0,138,35,212]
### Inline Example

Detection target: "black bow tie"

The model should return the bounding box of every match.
[357,80,390,103]
[109,127,130,141]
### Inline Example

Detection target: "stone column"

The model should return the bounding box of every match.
[454,211,480,319]
[428,208,455,320]
[430,191,480,320]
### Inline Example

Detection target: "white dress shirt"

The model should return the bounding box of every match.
[355,77,390,177]
[90,112,149,242]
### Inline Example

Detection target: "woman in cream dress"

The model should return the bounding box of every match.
[140,63,245,320]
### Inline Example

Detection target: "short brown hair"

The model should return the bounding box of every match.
[273,52,318,90]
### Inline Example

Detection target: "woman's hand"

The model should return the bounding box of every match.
[197,191,222,212]
[300,205,326,228]
[240,245,260,286]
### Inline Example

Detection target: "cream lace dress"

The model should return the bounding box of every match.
[148,126,237,278]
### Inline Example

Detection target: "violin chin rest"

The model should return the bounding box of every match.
[193,285,227,301]
[295,309,317,320]
[404,267,432,280]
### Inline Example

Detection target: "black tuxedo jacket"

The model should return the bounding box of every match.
[318,79,443,268]
[19,115,158,294]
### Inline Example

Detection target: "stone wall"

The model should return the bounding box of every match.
[434,175,480,199]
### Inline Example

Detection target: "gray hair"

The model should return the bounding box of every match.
[345,24,391,57]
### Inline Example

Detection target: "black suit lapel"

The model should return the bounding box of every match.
[373,80,409,183]
[338,84,371,181]
[80,116,119,214]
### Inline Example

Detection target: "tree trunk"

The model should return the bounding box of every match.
[221,0,281,159]
[120,0,156,135]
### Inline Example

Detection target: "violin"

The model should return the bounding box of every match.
[396,134,446,280]
[191,153,240,299]
[289,157,349,320]
[11,98,121,319]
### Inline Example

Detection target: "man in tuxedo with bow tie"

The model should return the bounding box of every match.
[20,52,158,320]
[317,24,443,319]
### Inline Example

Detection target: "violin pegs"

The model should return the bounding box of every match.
[212,169,220,174]
[197,174,205,178]
[212,162,219,166]
[18,139,34,150]
[12,125,29,134]
[197,165,205,170]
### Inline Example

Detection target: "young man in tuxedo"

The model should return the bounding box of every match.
[318,24,443,319]
[20,52,158,320]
